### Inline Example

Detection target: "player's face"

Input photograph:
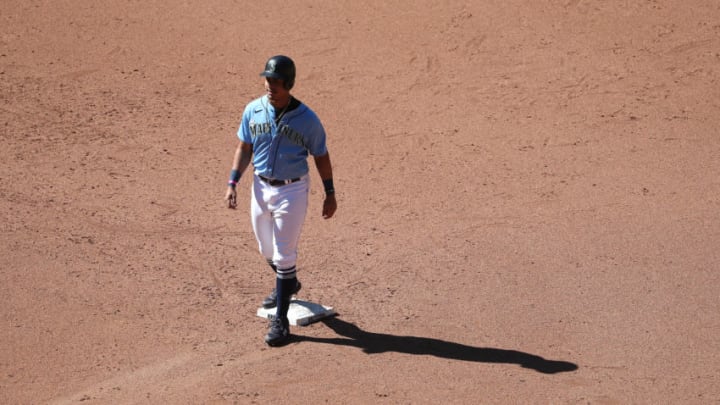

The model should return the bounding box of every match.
[264,77,290,107]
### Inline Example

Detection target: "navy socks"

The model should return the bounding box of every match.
[275,265,298,319]
[275,277,297,319]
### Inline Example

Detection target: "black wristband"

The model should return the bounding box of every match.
[322,178,335,195]
[228,169,241,188]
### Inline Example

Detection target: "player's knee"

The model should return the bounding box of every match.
[259,244,274,260]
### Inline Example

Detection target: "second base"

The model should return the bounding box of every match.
[256,299,335,326]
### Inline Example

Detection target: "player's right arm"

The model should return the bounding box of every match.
[225,141,253,209]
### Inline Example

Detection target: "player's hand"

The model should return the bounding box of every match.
[225,186,237,209]
[322,193,337,219]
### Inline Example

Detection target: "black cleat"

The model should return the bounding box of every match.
[261,281,302,309]
[264,316,290,346]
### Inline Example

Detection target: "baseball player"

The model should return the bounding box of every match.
[224,55,337,346]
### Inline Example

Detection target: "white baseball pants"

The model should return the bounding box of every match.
[250,174,309,274]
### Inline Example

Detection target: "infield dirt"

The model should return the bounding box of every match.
[2,1,719,403]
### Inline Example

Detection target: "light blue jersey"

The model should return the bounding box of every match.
[238,95,327,180]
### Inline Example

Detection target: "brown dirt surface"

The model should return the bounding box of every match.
[2,1,720,403]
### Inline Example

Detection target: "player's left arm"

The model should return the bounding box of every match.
[313,152,337,219]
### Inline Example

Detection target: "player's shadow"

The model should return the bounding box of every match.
[298,316,578,374]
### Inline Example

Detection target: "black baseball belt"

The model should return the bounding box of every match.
[258,175,302,187]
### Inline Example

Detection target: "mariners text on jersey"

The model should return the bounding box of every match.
[248,122,308,150]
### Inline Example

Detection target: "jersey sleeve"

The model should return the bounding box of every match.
[237,104,253,144]
[306,111,328,156]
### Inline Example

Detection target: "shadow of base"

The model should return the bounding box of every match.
[295,316,578,374]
